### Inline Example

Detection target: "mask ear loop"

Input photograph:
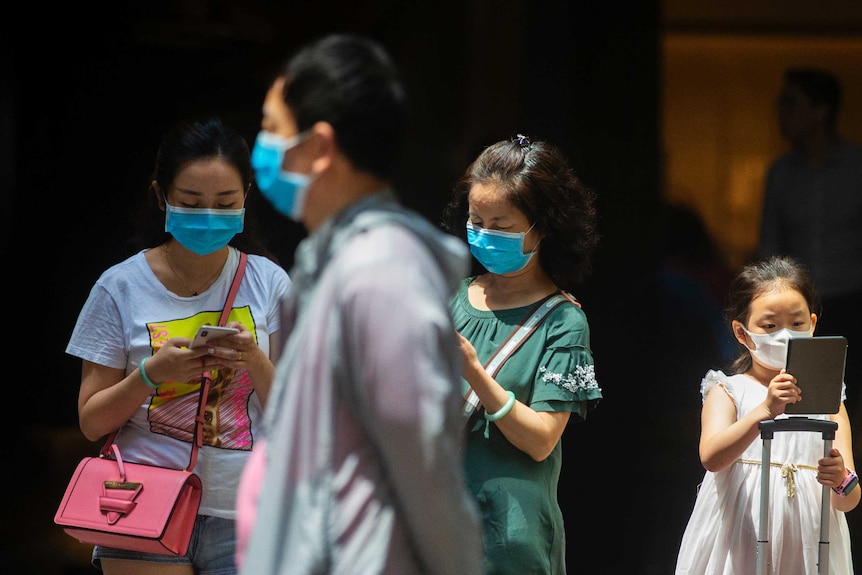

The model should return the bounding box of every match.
[741,325,768,353]
[732,321,754,351]
[523,222,540,255]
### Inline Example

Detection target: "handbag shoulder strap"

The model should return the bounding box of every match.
[186,250,248,470]
[462,291,579,419]
[219,251,247,327]
[101,251,249,471]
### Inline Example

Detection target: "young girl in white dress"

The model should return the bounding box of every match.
[675,255,860,574]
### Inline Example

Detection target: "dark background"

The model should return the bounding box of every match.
[2,2,714,573]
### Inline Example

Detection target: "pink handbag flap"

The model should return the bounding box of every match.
[55,455,202,538]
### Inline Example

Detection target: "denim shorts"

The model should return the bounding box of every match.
[92,515,237,574]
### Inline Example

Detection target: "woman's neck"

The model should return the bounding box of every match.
[159,241,229,296]
[471,268,557,310]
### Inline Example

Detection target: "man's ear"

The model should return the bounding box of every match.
[310,121,335,173]
[152,181,166,211]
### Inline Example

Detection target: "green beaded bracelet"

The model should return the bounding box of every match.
[485,391,516,422]
[139,357,161,389]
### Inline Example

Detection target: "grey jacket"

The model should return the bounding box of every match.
[240,189,483,575]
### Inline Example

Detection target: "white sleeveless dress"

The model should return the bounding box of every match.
[674,370,853,574]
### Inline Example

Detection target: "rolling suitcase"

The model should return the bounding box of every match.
[757,417,838,575]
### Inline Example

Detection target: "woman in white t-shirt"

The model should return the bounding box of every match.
[65,117,291,575]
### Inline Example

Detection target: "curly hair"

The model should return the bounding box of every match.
[442,135,600,289]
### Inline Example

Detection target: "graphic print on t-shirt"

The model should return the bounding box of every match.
[144,306,257,451]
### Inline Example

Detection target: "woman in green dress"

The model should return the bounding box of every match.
[442,134,603,575]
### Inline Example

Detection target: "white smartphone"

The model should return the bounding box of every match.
[190,325,240,349]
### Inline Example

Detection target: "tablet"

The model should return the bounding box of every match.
[783,336,847,415]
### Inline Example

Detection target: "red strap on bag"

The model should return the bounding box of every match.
[189,251,247,471]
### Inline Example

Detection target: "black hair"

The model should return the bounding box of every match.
[280,33,406,180]
[726,255,821,374]
[126,117,279,263]
[784,67,843,126]
[442,135,600,290]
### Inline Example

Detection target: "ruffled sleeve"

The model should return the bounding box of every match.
[530,304,601,420]
[700,369,732,403]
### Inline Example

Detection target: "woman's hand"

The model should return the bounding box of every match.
[203,322,275,404]
[457,332,484,382]
[142,324,259,383]
[199,322,259,371]
[143,337,213,384]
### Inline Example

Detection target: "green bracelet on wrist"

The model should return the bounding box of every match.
[485,391,516,422]
[139,357,161,390]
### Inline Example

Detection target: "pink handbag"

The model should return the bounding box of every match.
[54,252,247,556]
[54,443,203,556]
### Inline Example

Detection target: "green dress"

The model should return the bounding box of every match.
[450,277,602,575]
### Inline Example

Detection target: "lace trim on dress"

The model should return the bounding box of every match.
[539,364,600,396]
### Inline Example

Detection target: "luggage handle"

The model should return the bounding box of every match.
[759,417,837,439]
[757,417,837,575]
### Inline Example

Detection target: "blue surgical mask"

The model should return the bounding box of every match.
[251,130,315,222]
[466,221,537,274]
[165,204,244,255]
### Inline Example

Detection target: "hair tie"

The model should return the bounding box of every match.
[512,133,532,150]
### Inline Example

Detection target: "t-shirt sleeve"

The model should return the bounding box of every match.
[263,259,291,334]
[65,281,127,369]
